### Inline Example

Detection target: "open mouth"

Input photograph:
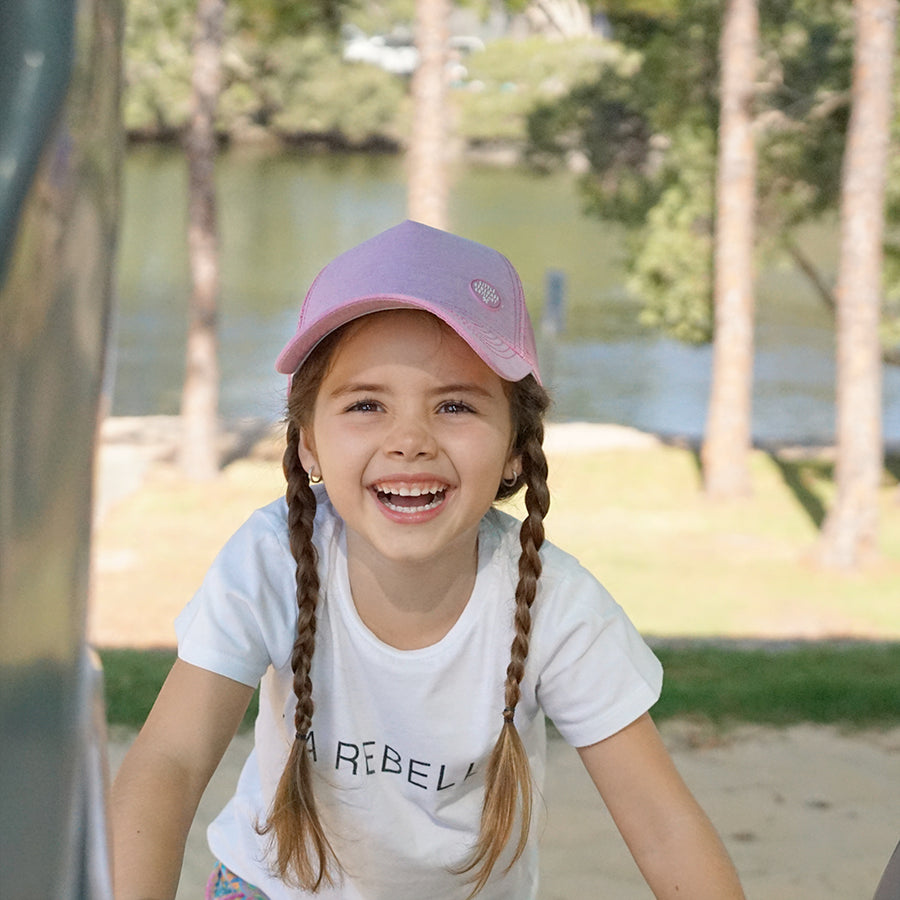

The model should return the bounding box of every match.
[373,483,448,514]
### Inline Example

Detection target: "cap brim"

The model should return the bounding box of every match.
[275,295,537,383]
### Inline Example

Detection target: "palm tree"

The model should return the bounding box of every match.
[407,0,450,229]
[179,0,224,481]
[818,0,897,568]
[701,0,759,498]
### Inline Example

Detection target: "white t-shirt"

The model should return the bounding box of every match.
[176,488,662,899]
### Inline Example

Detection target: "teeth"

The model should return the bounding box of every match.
[373,482,447,514]
[376,484,445,497]
[380,494,445,514]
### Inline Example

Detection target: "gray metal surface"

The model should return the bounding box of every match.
[0,0,122,895]
[873,840,900,900]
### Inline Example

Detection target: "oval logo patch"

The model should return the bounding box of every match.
[470,279,501,308]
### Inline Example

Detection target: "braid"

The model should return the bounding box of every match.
[456,376,551,897]
[283,421,321,742]
[505,427,550,713]
[257,351,343,889]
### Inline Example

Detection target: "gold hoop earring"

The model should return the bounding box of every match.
[501,472,518,488]
[308,468,323,484]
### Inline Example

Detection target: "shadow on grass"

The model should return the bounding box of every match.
[659,436,704,488]
[688,445,703,485]
[678,441,835,530]
[885,453,900,486]
[770,452,898,531]
[768,454,833,530]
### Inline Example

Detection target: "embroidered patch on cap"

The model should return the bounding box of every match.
[470,279,501,308]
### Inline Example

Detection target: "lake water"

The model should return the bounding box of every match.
[113,146,900,445]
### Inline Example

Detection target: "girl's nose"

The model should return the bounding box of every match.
[384,416,438,459]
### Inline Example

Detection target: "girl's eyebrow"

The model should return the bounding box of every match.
[429,382,496,399]
[327,382,386,398]
[328,381,496,399]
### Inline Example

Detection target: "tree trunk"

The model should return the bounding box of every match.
[408,0,449,229]
[180,0,224,480]
[701,0,759,498]
[818,0,897,568]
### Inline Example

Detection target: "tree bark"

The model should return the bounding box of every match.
[180,0,224,480]
[407,0,449,229]
[701,0,759,498]
[818,0,897,568]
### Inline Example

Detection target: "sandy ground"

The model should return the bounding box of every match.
[106,723,900,899]
[96,418,900,898]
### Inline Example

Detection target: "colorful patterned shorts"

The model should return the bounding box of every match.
[205,862,270,899]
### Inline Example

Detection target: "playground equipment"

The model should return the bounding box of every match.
[0,0,121,895]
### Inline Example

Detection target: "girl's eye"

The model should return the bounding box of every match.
[439,400,475,415]
[346,399,382,413]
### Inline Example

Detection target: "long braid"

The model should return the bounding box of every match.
[257,372,341,889]
[456,376,551,897]
[505,426,550,715]
[283,421,320,742]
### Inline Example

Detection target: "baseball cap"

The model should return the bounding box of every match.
[275,220,541,384]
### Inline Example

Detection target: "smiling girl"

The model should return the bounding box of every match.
[111,221,744,900]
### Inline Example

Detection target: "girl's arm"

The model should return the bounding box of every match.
[577,712,745,900]
[110,658,255,900]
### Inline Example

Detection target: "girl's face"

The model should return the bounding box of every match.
[299,310,520,571]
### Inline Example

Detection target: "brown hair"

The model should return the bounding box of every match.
[259,323,551,896]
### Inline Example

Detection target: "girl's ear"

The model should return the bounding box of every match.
[297,427,318,474]
[503,452,522,483]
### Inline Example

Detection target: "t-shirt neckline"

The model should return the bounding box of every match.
[328,513,502,660]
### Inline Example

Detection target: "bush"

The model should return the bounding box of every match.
[123,0,194,136]
[123,0,407,146]
[454,36,636,145]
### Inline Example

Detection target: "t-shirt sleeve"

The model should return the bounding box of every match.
[175,502,298,688]
[530,553,663,749]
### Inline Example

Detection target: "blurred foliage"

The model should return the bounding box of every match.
[123,0,195,137]
[525,0,899,353]
[526,0,722,340]
[626,128,715,342]
[123,0,898,356]
[237,0,344,38]
[883,74,900,363]
[219,28,407,145]
[342,0,417,35]
[755,0,854,237]
[122,0,616,148]
[453,36,637,143]
[123,0,406,145]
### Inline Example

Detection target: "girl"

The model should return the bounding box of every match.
[111,220,744,900]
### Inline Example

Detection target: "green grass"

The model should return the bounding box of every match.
[652,643,900,728]
[99,643,900,732]
[99,648,259,732]
[95,438,900,734]
[524,445,900,638]
[95,441,900,646]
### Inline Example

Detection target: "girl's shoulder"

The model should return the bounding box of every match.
[237,486,342,555]
[175,491,345,681]
[483,509,662,746]
[482,506,647,652]
[482,506,609,603]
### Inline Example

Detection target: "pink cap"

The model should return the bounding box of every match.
[275,220,541,384]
